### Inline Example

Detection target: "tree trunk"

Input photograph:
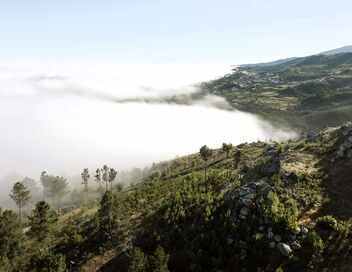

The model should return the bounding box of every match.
[18,205,21,224]
[57,196,60,212]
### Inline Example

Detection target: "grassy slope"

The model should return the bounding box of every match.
[53,124,352,272]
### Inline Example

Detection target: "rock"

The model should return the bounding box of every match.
[301,226,309,235]
[239,214,247,220]
[267,232,273,239]
[258,183,275,195]
[243,193,255,199]
[246,182,258,189]
[260,157,281,176]
[273,235,281,242]
[239,164,249,174]
[241,198,252,207]
[285,171,299,184]
[277,243,292,256]
[306,131,317,142]
[344,141,352,149]
[293,226,301,235]
[267,227,272,232]
[258,226,264,232]
[269,241,276,248]
[290,241,298,247]
[226,236,234,245]
[297,234,306,240]
[289,234,297,241]
[240,207,250,216]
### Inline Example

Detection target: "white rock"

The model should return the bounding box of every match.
[267,232,273,239]
[277,243,292,256]
[293,226,301,235]
[301,226,309,235]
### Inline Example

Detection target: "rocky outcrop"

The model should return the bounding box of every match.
[336,123,352,160]
[226,182,309,257]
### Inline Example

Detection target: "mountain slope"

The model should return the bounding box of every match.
[42,123,352,272]
[201,52,352,131]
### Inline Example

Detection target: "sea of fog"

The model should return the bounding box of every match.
[0,62,296,184]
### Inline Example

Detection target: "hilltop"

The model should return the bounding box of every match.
[2,123,349,271]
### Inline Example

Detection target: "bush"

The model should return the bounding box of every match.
[307,231,324,268]
[316,215,338,231]
[127,248,148,272]
[149,246,169,272]
[28,251,67,272]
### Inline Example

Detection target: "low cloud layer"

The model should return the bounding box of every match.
[0,62,296,187]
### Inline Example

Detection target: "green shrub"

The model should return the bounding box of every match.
[316,215,338,231]
[127,248,148,272]
[149,246,169,272]
[28,251,67,272]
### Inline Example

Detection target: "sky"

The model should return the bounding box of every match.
[0,0,351,63]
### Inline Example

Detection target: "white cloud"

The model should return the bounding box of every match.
[0,62,296,180]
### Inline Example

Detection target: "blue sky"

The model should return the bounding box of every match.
[0,0,351,63]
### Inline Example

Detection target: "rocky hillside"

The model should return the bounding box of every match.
[33,122,351,272]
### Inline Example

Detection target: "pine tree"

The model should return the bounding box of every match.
[28,201,58,244]
[9,182,31,223]
[108,168,117,191]
[98,191,119,241]
[49,176,68,212]
[81,168,90,204]
[95,168,103,196]
[0,209,25,269]
[222,143,233,176]
[199,145,213,181]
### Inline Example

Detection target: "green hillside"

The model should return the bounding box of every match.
[2,123,352,271]
[201,53,352,131]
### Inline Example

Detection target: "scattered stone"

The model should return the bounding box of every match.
[293,226,301,235]
[269,241,276,248]
[267,232,273,239]
[241,198,252,207]
[243,193,255,199]
[277,243,292,256]
[267,227,272,232]
[289,234,296,241]
[306,131,318,142]
[301,226,309,235]
[290,241,298,247]
[240,207,250,216]
[239,214,247,220]
[258,226,264,232]
[273,235,281,242]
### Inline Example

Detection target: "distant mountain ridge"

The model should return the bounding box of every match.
[320,45,352,55]
[241,45,352,68]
